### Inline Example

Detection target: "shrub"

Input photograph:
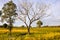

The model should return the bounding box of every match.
[3,23,8,28]
[21,25,25,28]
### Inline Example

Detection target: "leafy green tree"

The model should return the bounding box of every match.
[36,20,43,28]
[1,0,18,34]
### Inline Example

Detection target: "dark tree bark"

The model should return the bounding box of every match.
[9,17,13,35]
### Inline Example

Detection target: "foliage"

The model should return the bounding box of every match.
[3,23,8,28]
[21,25,25,28]
[36,20,43,27]
[2,1,17,23]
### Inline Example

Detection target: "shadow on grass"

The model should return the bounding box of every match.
[14,33,37,40]
[14,33,27,40]
[0,32,40,40]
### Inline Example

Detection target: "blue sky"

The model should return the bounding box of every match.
[0,0,60,26]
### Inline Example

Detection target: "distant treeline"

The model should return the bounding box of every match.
[43,26,60,27]
[0,24,60,28]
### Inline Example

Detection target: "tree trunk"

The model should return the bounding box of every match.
[9,25,12,35]
[27,25,31,34]
[39,24,41,28]
[28,27,30,34]
[9,17,12,35]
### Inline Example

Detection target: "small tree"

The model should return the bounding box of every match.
[1,0,18,34]
[3,23,8,28]
[21,25,25,28]
[36,20,43,28]
[18,0,49,34]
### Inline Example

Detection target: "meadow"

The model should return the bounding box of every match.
[0,27,60,40]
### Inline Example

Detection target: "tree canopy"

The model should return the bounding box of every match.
[2,1,17,24]
[37,20,43,27]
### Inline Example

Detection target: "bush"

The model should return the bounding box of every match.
[21,25,25,28]
[3,23,8,28]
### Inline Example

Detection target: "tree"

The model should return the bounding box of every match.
[21,25,25,28]
[18,0,49,34]
[1,0,18,34]
[36,20,43,28]
[3,23,8,28]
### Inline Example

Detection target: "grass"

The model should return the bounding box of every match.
[0,27,60,40]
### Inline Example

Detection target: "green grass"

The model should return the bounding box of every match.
[0,27,60,40]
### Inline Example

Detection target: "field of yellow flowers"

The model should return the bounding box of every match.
[0,27,60,40]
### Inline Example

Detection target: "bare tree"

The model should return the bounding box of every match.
[17,0,49,34]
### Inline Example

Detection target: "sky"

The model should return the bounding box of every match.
[0,0,60,26]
